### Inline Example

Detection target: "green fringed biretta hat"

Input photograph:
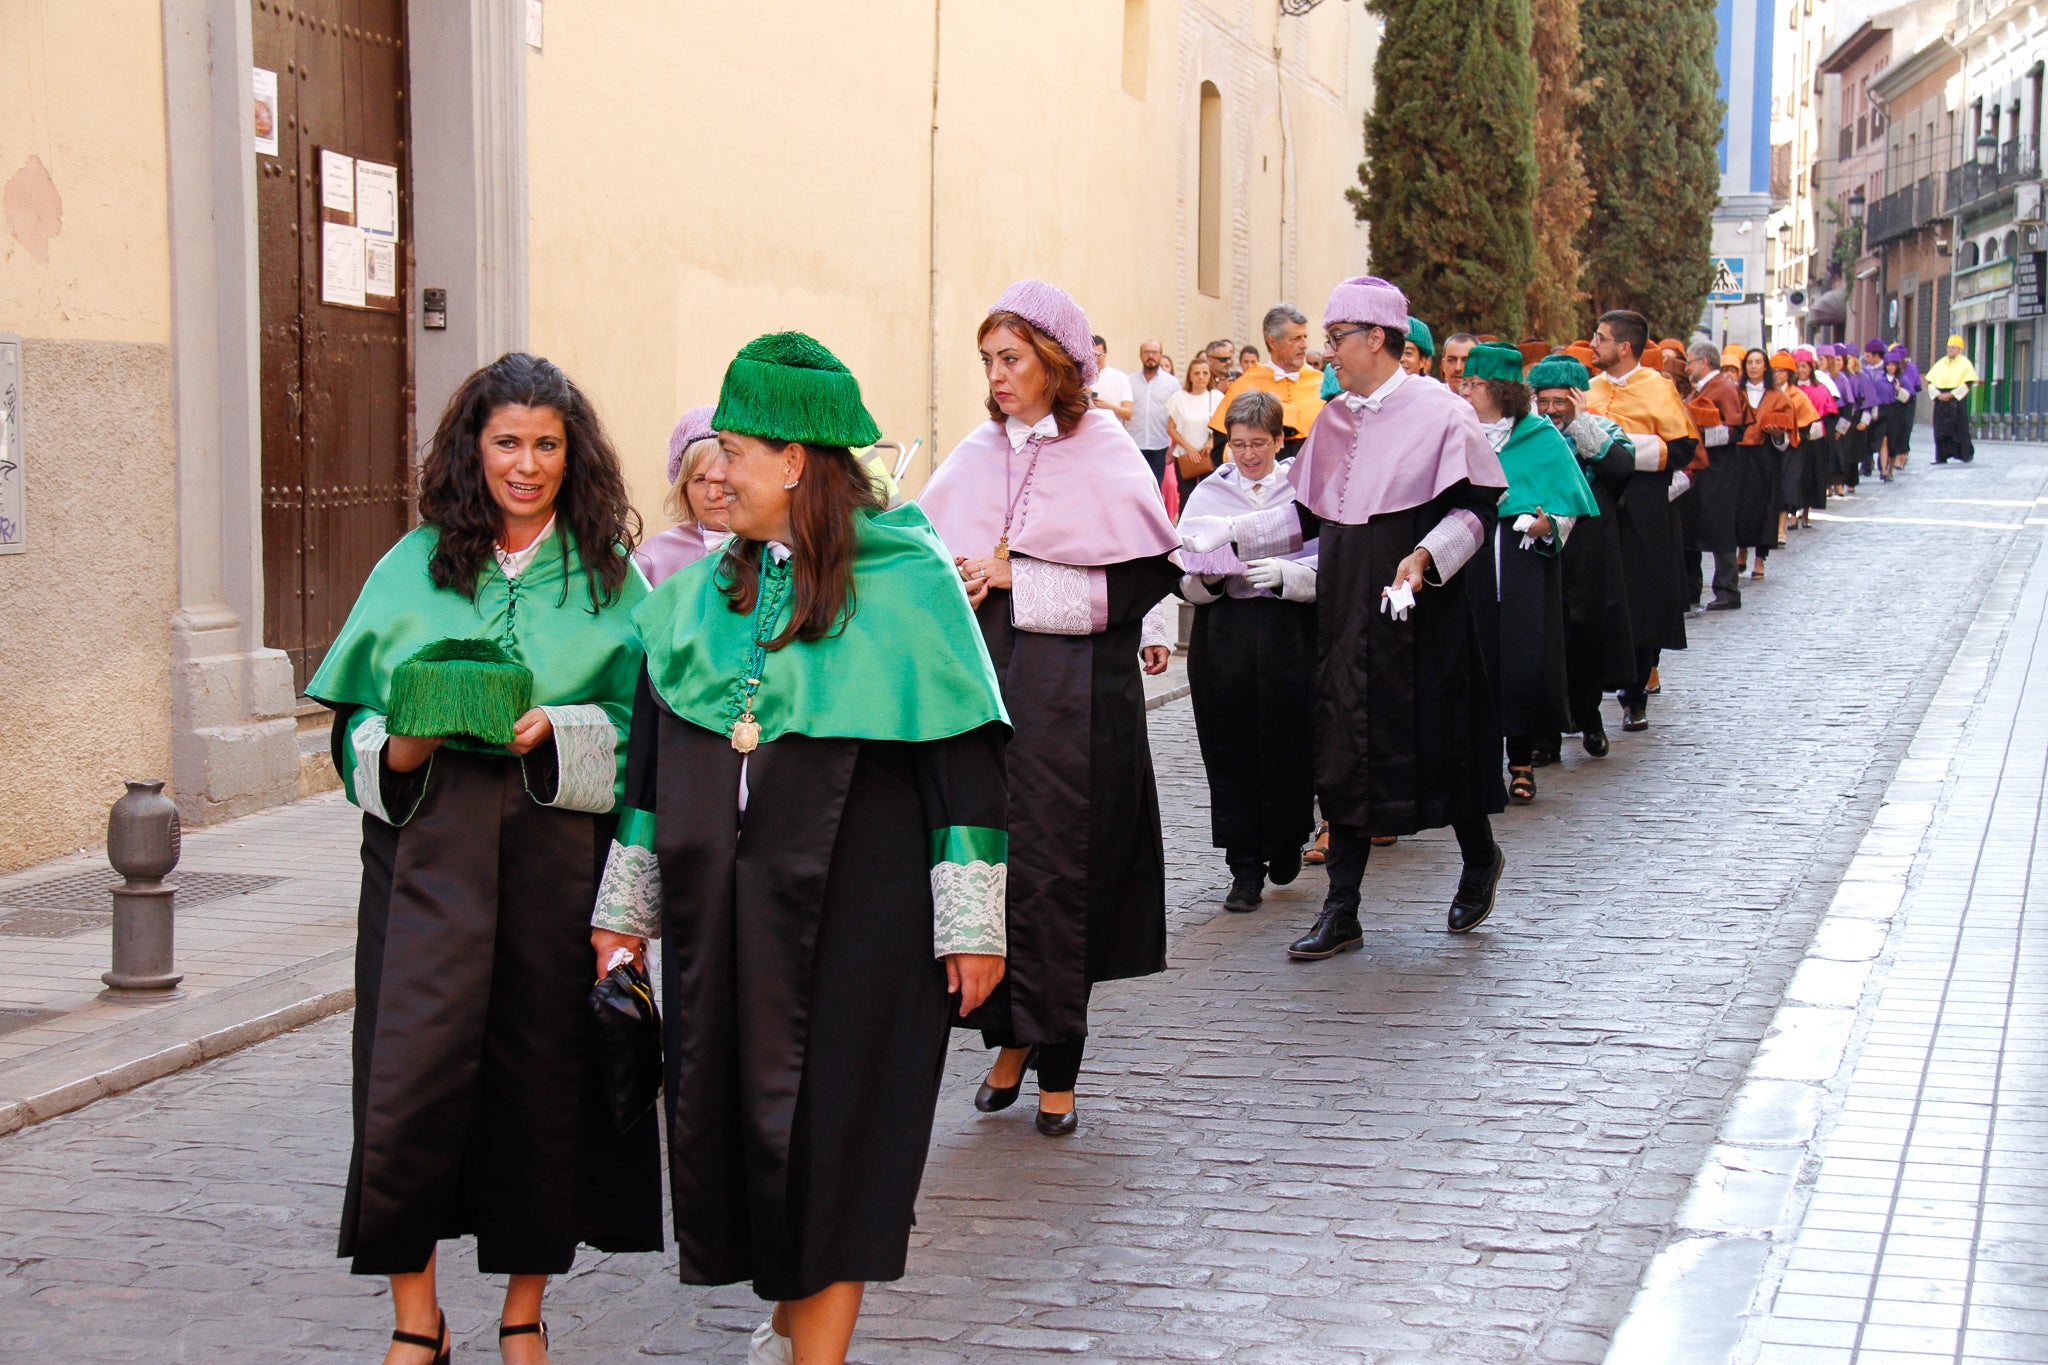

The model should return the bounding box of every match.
[1464,342,1527,383]
[712,331,883,448]
[386,637,534,745]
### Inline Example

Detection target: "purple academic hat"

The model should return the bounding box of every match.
[666,404,718,484]
[1864,337,1887,356]
[1324,275,1410,329]
[1885,343,1909,362]
[989,280,1098,385]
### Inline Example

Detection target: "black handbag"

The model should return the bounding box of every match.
[588,960,662,1132]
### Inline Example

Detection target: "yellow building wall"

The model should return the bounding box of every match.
[527,0,1374,513]
[0,1,177,870]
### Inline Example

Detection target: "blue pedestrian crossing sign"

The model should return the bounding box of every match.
[1708,256,1747,303]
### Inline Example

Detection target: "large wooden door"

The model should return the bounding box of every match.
[255,0,412,692]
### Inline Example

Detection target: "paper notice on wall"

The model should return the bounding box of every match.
[365,238,398,298]
[527,0,545,49]
[321,149,355,214]
[0,336,22,553]
[252,68,280,157]
[322,222,367,307]
[355,160,399,239]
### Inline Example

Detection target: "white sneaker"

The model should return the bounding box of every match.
[748,1319,794,1364]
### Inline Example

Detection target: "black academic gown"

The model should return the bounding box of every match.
[1185,585,1318,866]
[625,674,1009,1303]
[334,731,663,1277]
[966,555,1179,1047]
[1469,523,1571,742]
[1933,393,1974,462]
[1616,439,1696,656]
[1303,488,1507,835]
[1560,431,1636,728]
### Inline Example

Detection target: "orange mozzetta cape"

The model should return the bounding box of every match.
[1588,367,1699,441]
[1210,364,1328,439]
[1740,387,1819,445]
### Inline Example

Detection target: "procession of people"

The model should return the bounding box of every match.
[316,271,1953,1364]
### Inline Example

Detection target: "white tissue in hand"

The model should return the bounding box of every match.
[1380,583,1416,621]
[606,947,636,974]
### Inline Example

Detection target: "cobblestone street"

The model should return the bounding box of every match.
[3,445,2046,1363]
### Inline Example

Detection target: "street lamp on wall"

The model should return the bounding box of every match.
[1847,187,1867,223]
[1976,132,1999,167]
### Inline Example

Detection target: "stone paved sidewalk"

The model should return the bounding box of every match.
[1,444,2045,1363]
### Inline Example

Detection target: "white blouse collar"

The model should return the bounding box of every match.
[494,515,556,579]
[1004,413,1060,451]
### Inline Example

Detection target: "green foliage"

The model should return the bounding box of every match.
[1349,0,1538,338]
[1575,0,1723,334]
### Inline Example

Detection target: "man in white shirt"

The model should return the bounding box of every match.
[1090,335,1134,427]
[1127,339,1179,485]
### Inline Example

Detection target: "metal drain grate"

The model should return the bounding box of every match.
[0,1007,64,1037]
[0,869,285,916]
[0,909,110,939]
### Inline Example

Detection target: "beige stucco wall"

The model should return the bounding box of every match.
[527,0,1374,515]
[0,6,176,870]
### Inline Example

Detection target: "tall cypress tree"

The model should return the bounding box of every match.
[1576,0,1723,334]
[1527,0,1593,338]
[1347,0,1537,338]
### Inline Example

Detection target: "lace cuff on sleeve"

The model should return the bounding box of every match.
[1010,557,1108,635]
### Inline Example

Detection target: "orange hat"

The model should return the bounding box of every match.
[1565,342,1597,367]
[1660,338,1686,356]
[1719,344,1745,369]
[1769,350,1797,371]
[1517,340,1551,367]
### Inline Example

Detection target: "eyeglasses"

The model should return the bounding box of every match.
[1227,438,1278,455]
[1325,326,1368,348]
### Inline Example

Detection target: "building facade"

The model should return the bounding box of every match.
[1710,0,1781,347]
[1767,0,1835,349]
[1865,34,1963,399]
[0,0,1376,872]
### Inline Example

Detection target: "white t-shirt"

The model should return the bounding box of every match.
[1167,389,1224,452]
[1092,365,1133,418]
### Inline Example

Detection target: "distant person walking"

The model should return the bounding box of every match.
[1128,338,1180,487]
[1928,335,1979,465]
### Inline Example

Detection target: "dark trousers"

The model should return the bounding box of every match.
[1505,736,1537,767]
[1710,551,1742,604]
[984,1010,1087,1092]
[1176,467,1210,512]
[1140,447,1168,486]
[1619,644,1661,707]
[1324,818,1495,915]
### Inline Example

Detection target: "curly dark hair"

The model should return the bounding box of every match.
[416,353,640,609]
[1480,379,1532,422]
[718,442,885,649]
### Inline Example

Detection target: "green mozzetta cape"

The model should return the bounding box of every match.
[1497,414,1603,520]
[636,503,1009,744]
[307,523,649,800]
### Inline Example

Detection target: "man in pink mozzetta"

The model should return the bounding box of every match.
[1180,275,1510,958]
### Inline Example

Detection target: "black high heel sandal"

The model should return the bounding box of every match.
[500,1320,548,1355]
[975,1046,1037,1112]
[391,1311,450,1365]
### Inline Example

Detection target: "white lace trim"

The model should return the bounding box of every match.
[592,841,663,939]
[1140,600,1173,651]
[350,714,395,824]
[1010,558,1097,635]
[531,704,618,813]
[931,859,1007,957]
[1230,504,1303,559]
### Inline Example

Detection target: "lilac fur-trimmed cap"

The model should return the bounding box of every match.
[1323,275,1409,329]
[989,279,1098,385]
[666,404,718,484]
[1865,337,1887,355]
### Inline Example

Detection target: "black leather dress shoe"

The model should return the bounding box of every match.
[974,1046,1035,1112]
[1288,904,1363,959]
[1705,596,1741,611]
[1267,845,1302,887]
[1582,728,1610,758]
[1036,1106,1078,1137]
[1448,847,1505,933]
[1621,700,1649,732]
[1223,874,1263,913]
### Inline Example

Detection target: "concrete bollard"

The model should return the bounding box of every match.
[100,779,185,1002]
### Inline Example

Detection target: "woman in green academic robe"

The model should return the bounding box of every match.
[588,333,1010,1365]
[308,353,661,1365]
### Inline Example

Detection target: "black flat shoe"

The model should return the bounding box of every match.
[975,1046,1035,1112]
[1036,1105,1078,1137]
[1267,845,1302,887]
[1448,846,1505,934]
[1288,904,1363,960]
[392,1313,450,1365]
[1621,700,1649,732]
[1582,728,1610,758]
[1705,596,1741,611]
[1223,872,1263,913]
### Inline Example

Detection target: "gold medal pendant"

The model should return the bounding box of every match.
[993,537,1010,561]
[730,711,761,754]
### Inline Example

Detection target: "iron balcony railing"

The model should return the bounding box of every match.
[1945,139,2040,212]
[1866,175,1946,245]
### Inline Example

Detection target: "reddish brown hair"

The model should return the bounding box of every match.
[978,312,1091,435]
[717,443,884,648]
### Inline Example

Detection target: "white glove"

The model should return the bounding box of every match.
[1702,424,1730,447]
[1276,559,1318,603]
[1179,516,1235,554]
[1380,583,1416,621]
[1835,418,1850,436]
[1177,572,1221,606]
[1668,470,1692,501]
[1808,421,1824,439]
[1243,559,1287,594]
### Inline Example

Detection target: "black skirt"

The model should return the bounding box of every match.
[1469,526,1571,741]
[1728,444,1781,550]
[1187,592,1317,863]
[340,747,663,1277]
[1616,463,1689,652]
